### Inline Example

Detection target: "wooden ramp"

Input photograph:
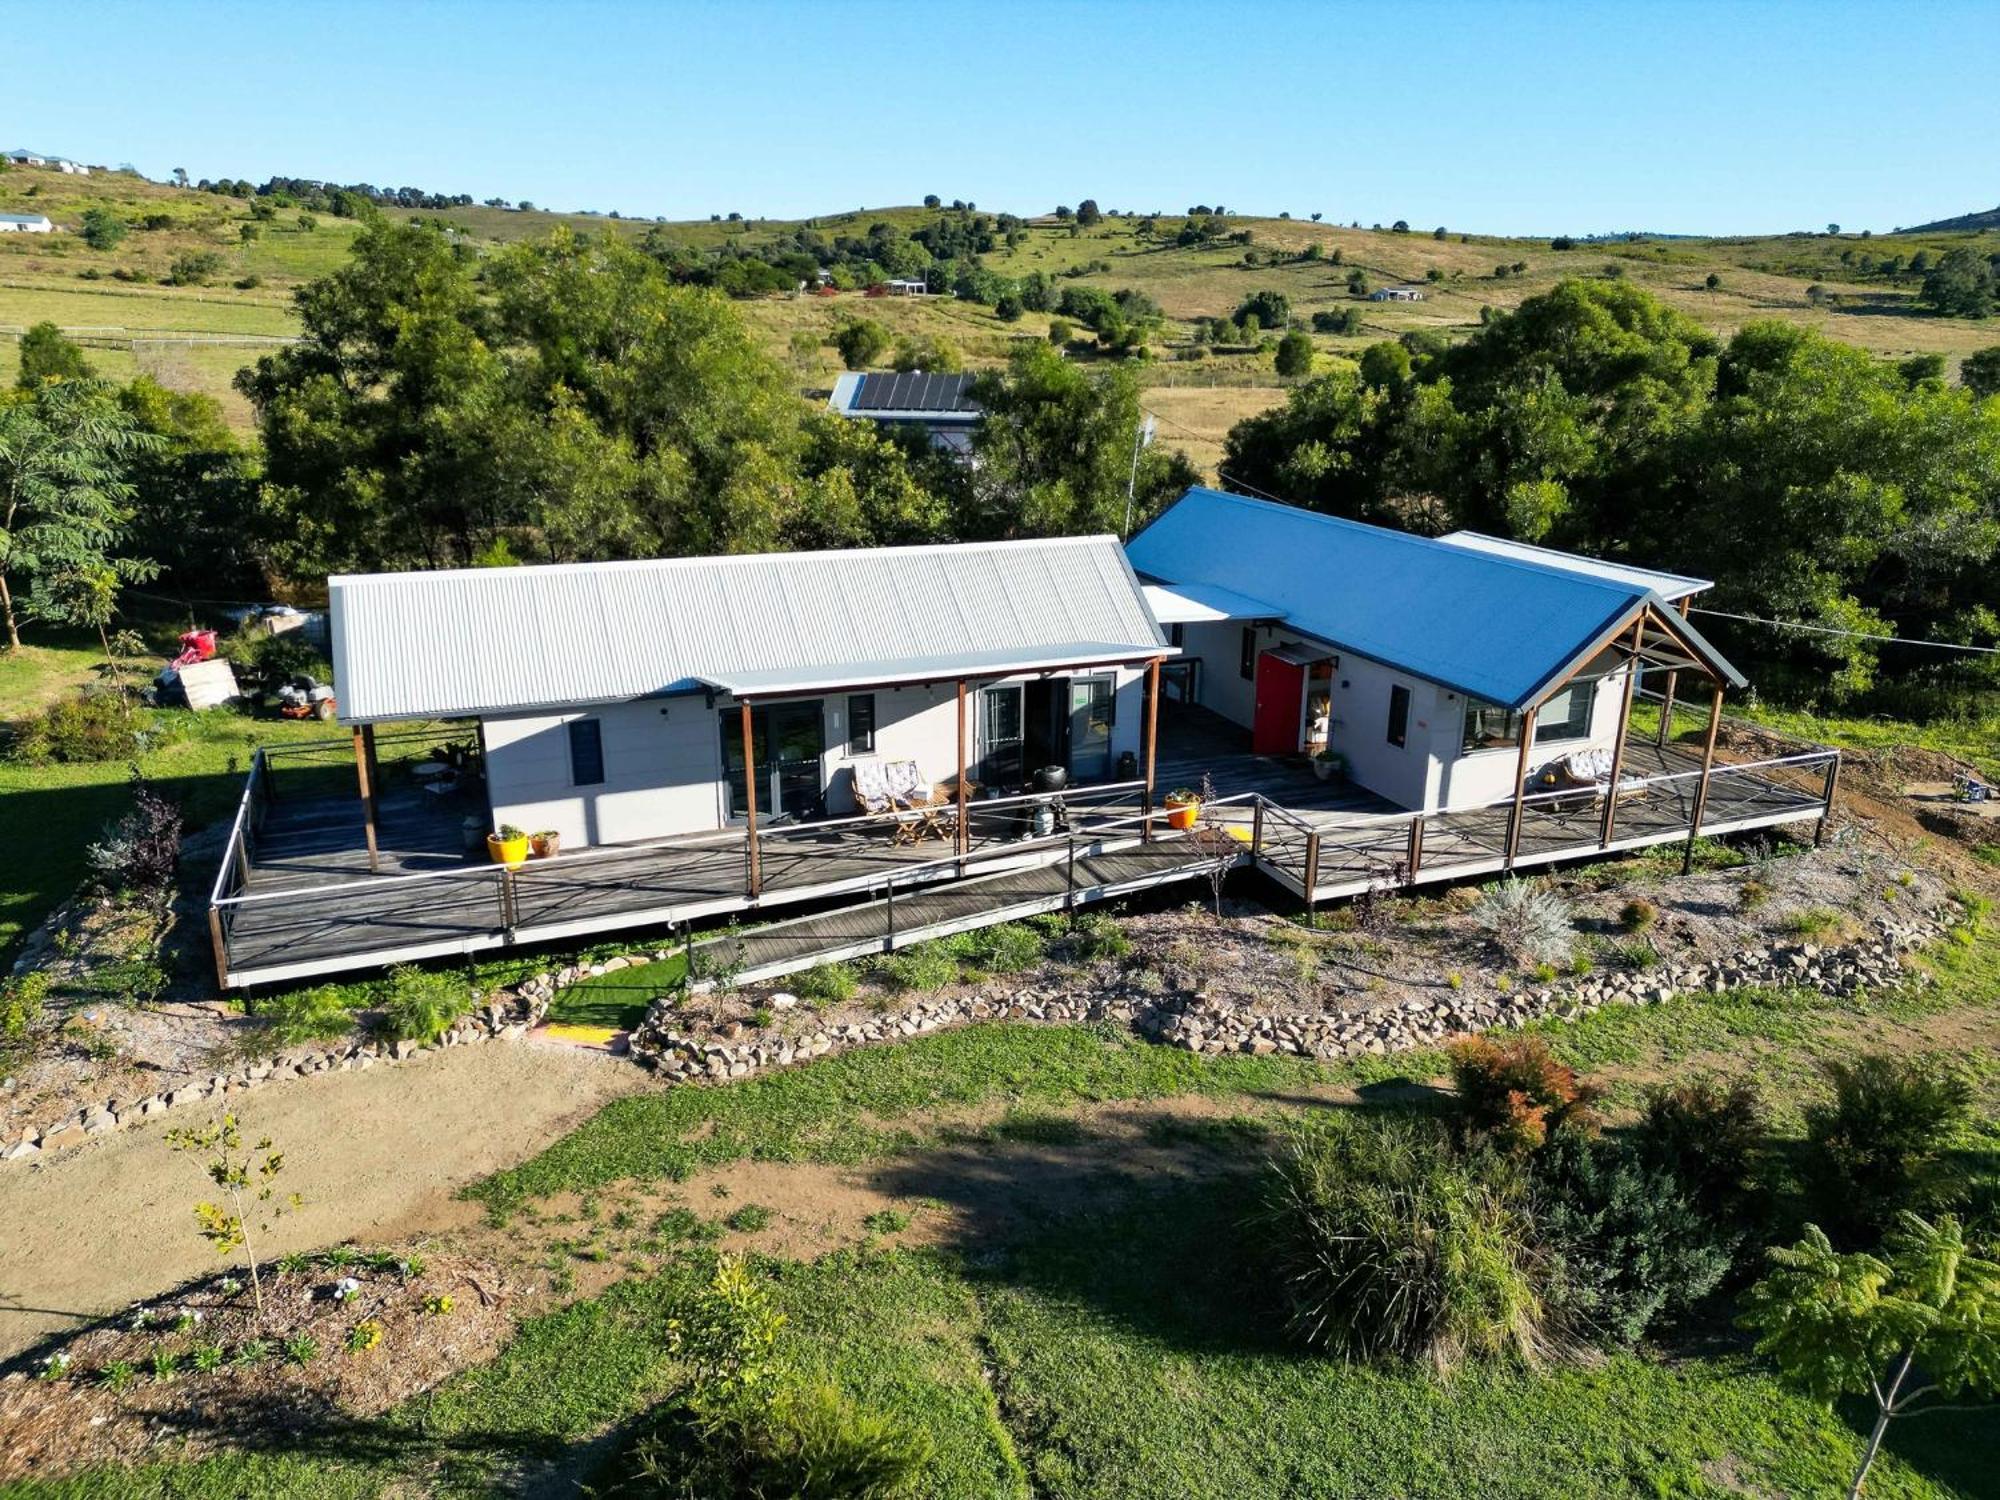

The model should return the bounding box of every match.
[690,833,1228,989]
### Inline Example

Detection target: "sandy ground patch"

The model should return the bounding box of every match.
[0,1039,642,1360]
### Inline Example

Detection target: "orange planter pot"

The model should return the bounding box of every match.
[487,833,529,866]
[1164,800,1199,831]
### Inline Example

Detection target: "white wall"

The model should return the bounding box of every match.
[1325,655,1446,811]
[485,698,724,847]
[1180,619,1276,729]
[483,665,1153,848]
[1432,668,1632,810]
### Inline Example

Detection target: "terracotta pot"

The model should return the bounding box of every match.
[531,832,561,859]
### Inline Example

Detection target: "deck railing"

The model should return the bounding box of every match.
[207,731,1840,985]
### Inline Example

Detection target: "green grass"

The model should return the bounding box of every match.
[545,951,687,1030]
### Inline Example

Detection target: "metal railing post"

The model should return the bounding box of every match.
[1815,752,1841,847]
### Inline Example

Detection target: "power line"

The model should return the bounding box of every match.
[1689,606,2000,657]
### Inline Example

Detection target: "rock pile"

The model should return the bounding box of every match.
[3,994,545,1164]
[627,909,1953,1080]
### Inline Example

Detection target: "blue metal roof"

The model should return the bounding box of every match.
[1128,488,1741,708]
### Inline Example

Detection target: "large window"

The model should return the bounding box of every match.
[846,694,875,755]
[1386,684,1410,748]
[1461,699,1521,753]
[567,718,605,786]
[1536,683,1593,743]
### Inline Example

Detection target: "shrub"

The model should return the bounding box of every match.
[1778,906,1841,938]
[1261,1116,1558,1373]
[8,692,154,765]
[792,962,857,1005]
[1446,1035,1600,1154]
[1803,1054,1973,1238]
[1618,897,1658,932]
[379,965,471,1044]
[166,250,223,286]
[1737,876,1773,912]
[1471,878,1574,966]
[874,943,958,994]
[0,971,50,1070]
[1532,1132,1735,1347]
[1633,1077,1766,1218]
[254,985,358,1045]
[725,1204,772,1232]
[948,921,1043,976]
[1062,912,1131,961]
[84,774,183,896]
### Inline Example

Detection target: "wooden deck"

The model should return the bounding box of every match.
[208,707,1837,989]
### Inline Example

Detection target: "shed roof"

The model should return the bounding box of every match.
[1127,488,1742,708]
[330,536,1168,724]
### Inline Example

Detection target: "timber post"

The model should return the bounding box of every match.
[208,906,229,991]
[1681,682,1725,875]
[1815,752,1842,848]
[1302,828,1321,926]
[955,679,969,872]
[740,701,760,898]
[353,726,380,874]
[1141,657,1160,843]
[1405,813,1424,884]
[1504,705,1540,869]
[1598,622,1643,849]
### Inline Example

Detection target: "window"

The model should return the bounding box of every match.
[1461,699,1522,753]
[1240,626,1258,680]
[567,718,605,786]
[1168,622,1185,648]
[1386,684,1410,748]
[846,694,875,754]
[1536,683,1592,743]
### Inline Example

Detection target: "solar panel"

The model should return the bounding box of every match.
[851,371,979,414]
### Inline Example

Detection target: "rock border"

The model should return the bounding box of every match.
[624,909,1955,1081]
[3,994,547,1164]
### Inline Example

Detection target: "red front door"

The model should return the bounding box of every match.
[1252,652,1306,755]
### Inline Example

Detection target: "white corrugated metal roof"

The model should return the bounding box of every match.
[1435,531,1710,602]
[1141,580,1286,624]
[331,537,1168,723]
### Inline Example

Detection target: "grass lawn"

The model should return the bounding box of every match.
[544,951,688,1030]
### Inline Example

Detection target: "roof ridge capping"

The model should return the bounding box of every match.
[1175,487,1655,601]
[327,533,1121,587]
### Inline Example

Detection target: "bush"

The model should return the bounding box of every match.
[873,943,958,994]
[84,774,184,896]
[1261,1116,1558,1373]
[378,965,472,1044]
[1446,1035,1600,1154]
[219,624,332,690]
[166,250,223,286]
[1737,875,1773,912]
[791,962,857,1005]
[948,922,1043,976]
[0,971,50,1070]
[254,985,359,1045]
[1803,1053,1973,1238]
[1633,1076,1766,1218]
[1471,878,1574,966]
[8,692,154,765]
[1618,897,1658,932]
[1532,1131,1735,1347]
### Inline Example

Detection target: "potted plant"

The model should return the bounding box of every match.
[530,830,561,859]
[486,824,530,866]
[1313,749,1347,783]
[1163,787,1201,831]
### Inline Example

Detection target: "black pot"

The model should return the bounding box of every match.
[1032,765,1069,793]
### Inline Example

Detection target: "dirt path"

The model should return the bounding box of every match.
[0,1040,643,1360]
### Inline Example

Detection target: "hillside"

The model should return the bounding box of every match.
[1903,205,2000,233]
[4,164,1999,476]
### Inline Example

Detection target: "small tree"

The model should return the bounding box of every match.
[1274,329,1314,379]
[1075,198,1103,227]
[1740,1213,2000,1500]
[15,322,94,386]
[831,318,890,370]
[1961,345,2000,399]
[166,1115,301,1317]
[1705,272,1722,291]
[80,207,126,250]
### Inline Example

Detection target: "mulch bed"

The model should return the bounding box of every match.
[0,1248,516,1481]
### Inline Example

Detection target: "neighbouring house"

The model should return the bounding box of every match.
[52,158,89,175]
[883,278,929,295]
[329,536,1171,853]
[1126,487,1742,813]
[826,369,982,455]
[0,213,55,234]
[1369,286,1424,302]
[4,148,46,166]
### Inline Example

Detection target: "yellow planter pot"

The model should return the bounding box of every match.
[487,833,530,867]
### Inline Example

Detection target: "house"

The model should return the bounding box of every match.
[0,213,55,234]
[52,158,89,175]
[1126,487,1742,814]
[884,278,929,295]
[329,536,1172,855]
[826,370,982,456]
[4,148,46,166]
[1369,286,1424,302]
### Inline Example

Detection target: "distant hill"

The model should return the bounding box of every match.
[1902,205,2000,233]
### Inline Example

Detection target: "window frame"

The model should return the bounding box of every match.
[1460,699,1523,755]
[1534,682,1593,744]
[846,693,876,755]
[1386,684,1411,748]
[566,717,606,787]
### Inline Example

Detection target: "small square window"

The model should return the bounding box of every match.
[567,718,605,786]
[847,694,876,755]
[1240,626,1257,680]
[1387,684,1410,748]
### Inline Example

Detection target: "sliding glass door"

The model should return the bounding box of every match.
[1066,676,1115,782]
[721,701,825,821]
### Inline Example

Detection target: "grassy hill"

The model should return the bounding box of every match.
[1905,205,2000,233]
[4,164,1998,475]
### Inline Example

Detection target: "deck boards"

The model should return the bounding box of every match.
[214,705,1834,988]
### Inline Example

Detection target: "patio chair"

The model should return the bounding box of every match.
[884,759,953,844]
[1527,748,1649,818]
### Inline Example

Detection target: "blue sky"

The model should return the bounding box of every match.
[12,1,1997,234]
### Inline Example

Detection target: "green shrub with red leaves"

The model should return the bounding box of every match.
[1446,1035,1601,1154]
